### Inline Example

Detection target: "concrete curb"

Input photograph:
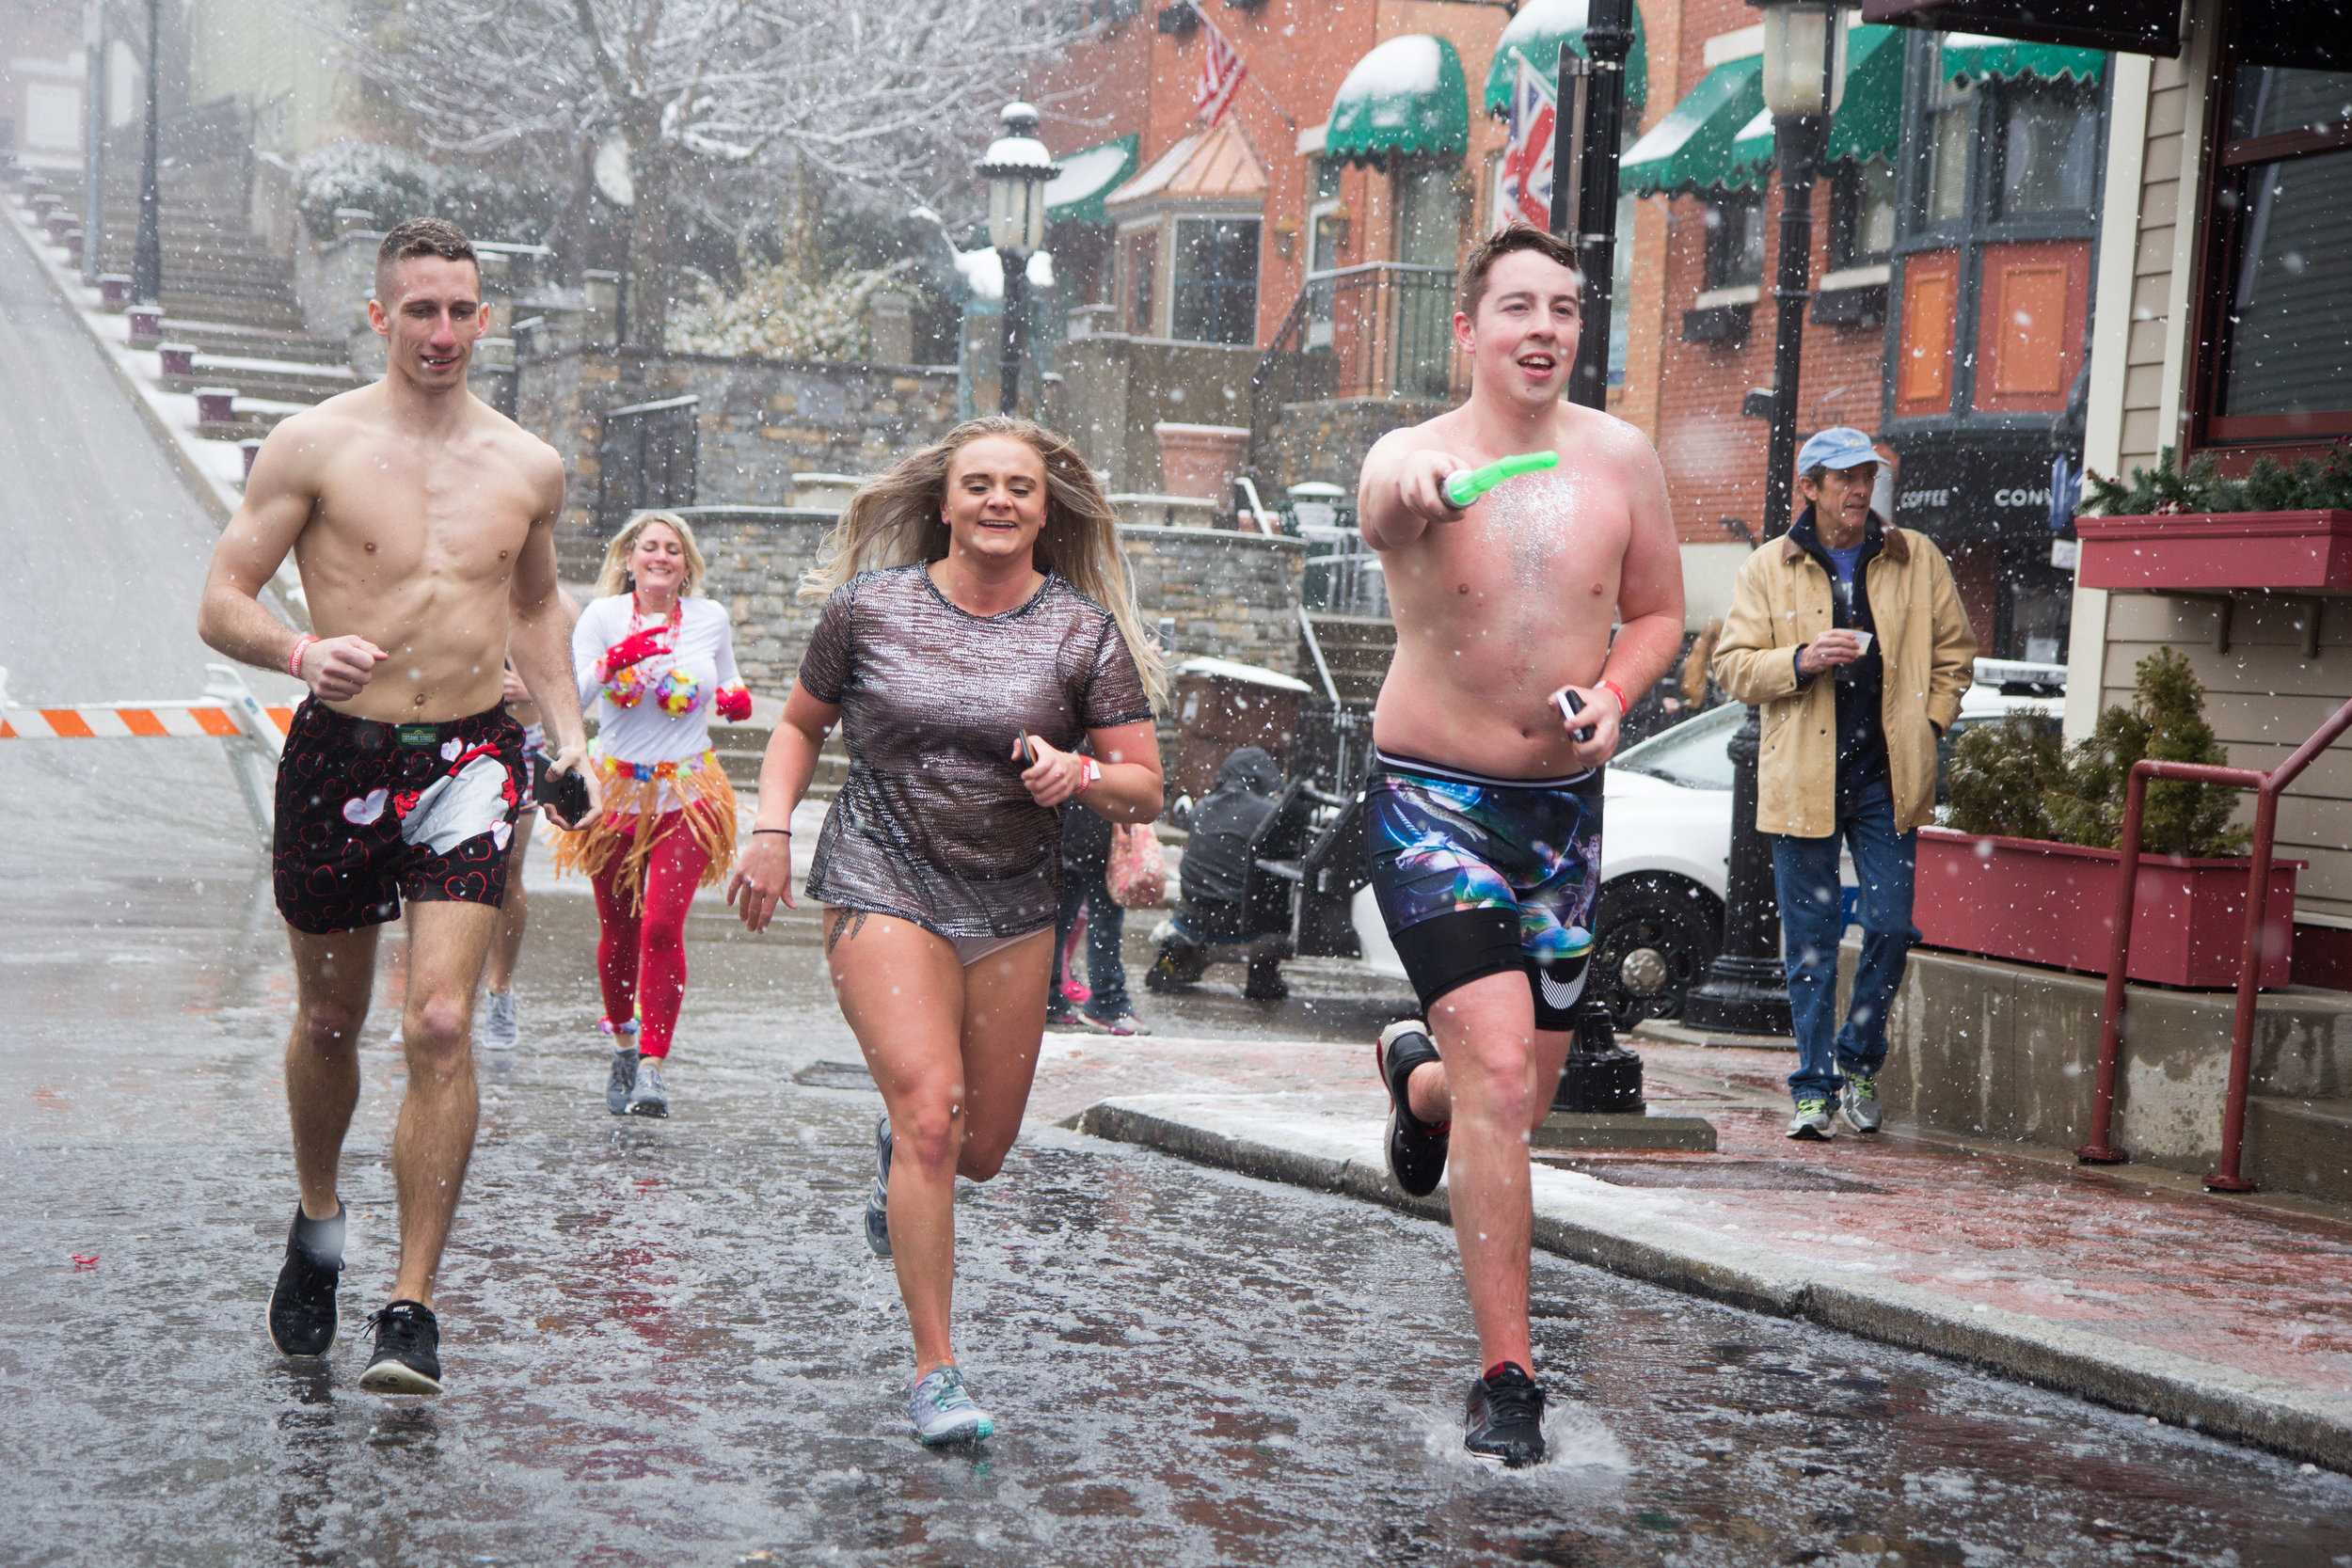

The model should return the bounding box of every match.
[1077,1094,2352,1473]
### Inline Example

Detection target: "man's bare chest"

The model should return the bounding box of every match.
[1430,473,1630,603]
[308,452,534,577]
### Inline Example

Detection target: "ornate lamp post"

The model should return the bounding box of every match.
[977,103,1055,417]
[1680,0,1845,1037]
[130,0,162,307]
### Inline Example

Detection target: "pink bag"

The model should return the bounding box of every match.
[1106,823,1168,910]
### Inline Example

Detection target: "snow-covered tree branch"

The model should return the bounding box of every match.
[330,0,1084,346]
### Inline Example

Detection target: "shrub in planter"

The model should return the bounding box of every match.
[2082,439,2352,517]
[1947,645,2248,857]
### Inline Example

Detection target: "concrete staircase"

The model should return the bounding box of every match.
[1297,612,1395,705]
[2249,1094,2352,1204]
[39,167,355,437]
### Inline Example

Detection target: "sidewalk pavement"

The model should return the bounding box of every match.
[1029,1024,2352,1472]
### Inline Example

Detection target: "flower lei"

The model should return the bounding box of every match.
[602,593,698,713]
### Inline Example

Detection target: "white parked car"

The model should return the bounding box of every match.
[1352,660,2062,1028]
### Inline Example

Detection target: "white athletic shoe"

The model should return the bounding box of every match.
[480,990,518,1052]
[909,1366,993,1445]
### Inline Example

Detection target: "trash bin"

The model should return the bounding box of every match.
[1170,657,1313,801]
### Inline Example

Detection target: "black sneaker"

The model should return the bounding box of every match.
[358,1301,443,1395]
[1375,1020,1449,1197]
[1464,1362,1549,1468]
[266,1204,342,1358]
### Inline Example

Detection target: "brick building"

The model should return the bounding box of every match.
[1029,0,2118,646]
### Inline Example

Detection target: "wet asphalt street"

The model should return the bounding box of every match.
[8,870,2352,1566]
[7,213,2352,1564]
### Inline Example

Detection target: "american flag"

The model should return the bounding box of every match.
[1499,54,1556,230]
[1193,9,1248,126]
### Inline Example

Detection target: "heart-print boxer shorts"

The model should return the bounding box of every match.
[272,698,527,934]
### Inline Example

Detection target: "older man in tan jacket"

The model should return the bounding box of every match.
[1712,428,1976,1141]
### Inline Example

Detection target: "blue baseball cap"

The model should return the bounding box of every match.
[1796,427,1881,472]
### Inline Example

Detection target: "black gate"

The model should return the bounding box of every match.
[596,394,699,531]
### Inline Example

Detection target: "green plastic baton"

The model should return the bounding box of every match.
[1442,450,1560,509]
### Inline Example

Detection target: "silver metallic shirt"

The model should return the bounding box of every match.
[799,565,1154,937]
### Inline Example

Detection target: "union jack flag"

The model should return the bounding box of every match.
[1193,9,1248,126]
[1499,54,1556,230]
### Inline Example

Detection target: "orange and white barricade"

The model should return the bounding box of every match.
[0,664,294,845]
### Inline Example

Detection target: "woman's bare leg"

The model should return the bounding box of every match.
[827,911,969,1378]
[951,931,1054,1181]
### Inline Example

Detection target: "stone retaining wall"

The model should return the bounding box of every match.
[655,507,1309,701]
[1252,395,1449,494]
[516,348,963,568]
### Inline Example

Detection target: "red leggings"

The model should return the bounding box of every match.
[589,811,710,1059]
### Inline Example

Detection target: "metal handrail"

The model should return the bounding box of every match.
[2076,692,2352,1190]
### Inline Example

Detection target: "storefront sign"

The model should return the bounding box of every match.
[1886,437,2068,540]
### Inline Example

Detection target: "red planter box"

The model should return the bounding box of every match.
[2075,510,2352,594]
[1915,827,2300,989]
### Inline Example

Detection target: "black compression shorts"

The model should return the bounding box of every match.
[1365,750,1603,1032]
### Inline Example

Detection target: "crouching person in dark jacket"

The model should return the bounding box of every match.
[1148,746,1287,997]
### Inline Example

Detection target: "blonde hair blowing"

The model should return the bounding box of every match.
[594,510,709,600]
[802,417,1168,712]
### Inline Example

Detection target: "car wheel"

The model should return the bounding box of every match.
[1589,873,1723,1032]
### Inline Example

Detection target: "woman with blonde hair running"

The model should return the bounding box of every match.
[728,417,1164,1446]
[557,510,754,1117]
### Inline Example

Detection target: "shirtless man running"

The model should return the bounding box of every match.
[1356,225,1684,1465]
[198,217,595,1394]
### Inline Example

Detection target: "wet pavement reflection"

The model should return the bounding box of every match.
[7,847,2352,1565]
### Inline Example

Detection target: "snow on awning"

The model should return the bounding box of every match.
[1724,24,1904,175]
[1481,0,1648,119]
[1047,135,1139,227]
[1621,55,1764,198]
[1938,32,2106,87]
[1326,35,1470,166]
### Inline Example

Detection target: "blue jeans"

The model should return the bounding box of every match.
[1768,776,1918,1107]
[1054,864,1130,1018]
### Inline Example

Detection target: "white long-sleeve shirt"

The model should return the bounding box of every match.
[573,594,743,775]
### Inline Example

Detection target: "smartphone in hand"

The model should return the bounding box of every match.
[1552,688,1597,744]
[535,762,591,825]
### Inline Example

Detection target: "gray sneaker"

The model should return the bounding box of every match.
[480,990,518,1052]
[909,1365,993,1445]
[626,1057,670,1117]
[865,1116,893,1259]
[1839,1072,1882,1134]
[1787,1097,1835,1140]
[606,1047,640,1115]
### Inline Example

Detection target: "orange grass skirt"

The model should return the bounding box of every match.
[549,750,738,912]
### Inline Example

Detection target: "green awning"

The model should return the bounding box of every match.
[1828,24,1904,164]
[1621,55,1764,197]
[1938,32,2106,86]
[1327,35,1470,166]
[1482,0,1647,119]
[1046,135,1138,227]
[1724,24,1905,175]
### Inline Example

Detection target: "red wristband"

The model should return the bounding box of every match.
[289,636,319,682]
[1079,755,1103,788]
[1597,677,1629,716]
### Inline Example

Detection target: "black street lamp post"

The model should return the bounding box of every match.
[977,103,1056,417]
[130,0,161,307]
[81,0,104,282]
[1547,0,1635,411]
[1681,0,1845,1037]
